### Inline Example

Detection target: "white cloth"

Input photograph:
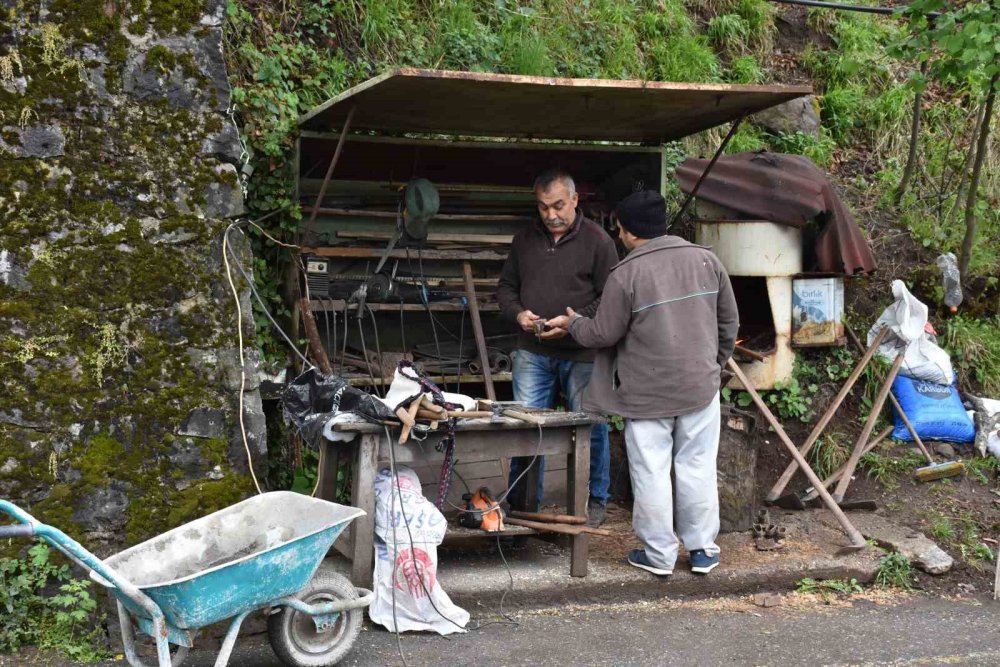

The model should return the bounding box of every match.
[378,367,476,412]
[624,392,721,571]
[369,466,469,635]
[320,412,359,442]
[868,280,953,385]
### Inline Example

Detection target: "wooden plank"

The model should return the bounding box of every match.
[337,231,513,244]
[301,246,507,261]
[569,424,591,577]
[310,299,500,312]
[298,68,812,142]
[304,207,532,222]
[298,133,665,154]
[350,433,379,587]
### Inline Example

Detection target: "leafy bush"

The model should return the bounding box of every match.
[0,543,108,662]
[875,552,915,589]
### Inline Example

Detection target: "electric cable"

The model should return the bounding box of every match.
[223,226,313,369]
[222,222,264,495]
[357,316,381,395]
[366,303,386,396]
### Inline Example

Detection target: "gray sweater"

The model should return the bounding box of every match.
[497,213,619,362]
[569,235,739,418]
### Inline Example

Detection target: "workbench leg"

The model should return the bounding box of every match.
[316,443,341,501]
[568,425,591,577]
[350,433,379,588]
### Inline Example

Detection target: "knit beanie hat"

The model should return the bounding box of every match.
[614,191,668,239]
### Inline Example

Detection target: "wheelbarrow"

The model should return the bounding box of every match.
[0,491,373,667]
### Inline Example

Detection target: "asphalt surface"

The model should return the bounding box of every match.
[108,594,1000,667]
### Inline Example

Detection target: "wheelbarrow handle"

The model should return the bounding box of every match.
[0,524,35,538]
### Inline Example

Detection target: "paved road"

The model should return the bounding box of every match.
[110,594,1000,667]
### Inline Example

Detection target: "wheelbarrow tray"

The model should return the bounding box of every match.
[91,491,363,630]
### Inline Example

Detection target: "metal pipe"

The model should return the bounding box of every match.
[765,0,939,18]
[303,105,356,243]
[670,114,745,229]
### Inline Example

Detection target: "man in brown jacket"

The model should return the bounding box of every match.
[547,190,739,576]
[496,169,619,525]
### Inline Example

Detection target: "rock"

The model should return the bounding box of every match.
[752,95,820,138]
[177,407,226,439]
[72,483,130,531]
[0,249,29,291]
[752,592,783,608]
[1,76,27,95]
[0,458,18,474]
[0,123,66,158]
[933,443,956,459]
[167,437,205,473]
[123,30,230,112]
[200,162,245,218]
[839,513,953,575]
[200,118,244,164]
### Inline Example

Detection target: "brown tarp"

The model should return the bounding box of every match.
[676,151,876,275]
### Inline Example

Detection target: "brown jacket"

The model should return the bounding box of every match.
[497,213,619,362]
[568,235,739,418]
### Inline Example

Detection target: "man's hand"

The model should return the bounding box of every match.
[516,309,540,333]
[543,307,577,339]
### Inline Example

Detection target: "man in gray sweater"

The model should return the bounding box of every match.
[547,190,739,576]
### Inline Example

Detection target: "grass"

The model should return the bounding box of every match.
[726,54,764,84]
[809,432,850,480]
[875,552,915,589]
[965,455,1000,485]
[859,443,924,490]
[795,577,864,600]
[944,316,1000,395]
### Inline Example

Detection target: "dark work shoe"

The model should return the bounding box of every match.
[586,498,607,528]
[627,549,672,576]
[689,549,720,574]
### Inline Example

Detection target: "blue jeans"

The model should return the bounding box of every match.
[507,349,611,510]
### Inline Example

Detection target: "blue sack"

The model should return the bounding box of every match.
[891,375,975,443]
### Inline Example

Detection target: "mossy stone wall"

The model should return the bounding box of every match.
[0,0,263,555]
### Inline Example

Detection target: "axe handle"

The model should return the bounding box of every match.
[505,517,612,537]
[509,510,587,525]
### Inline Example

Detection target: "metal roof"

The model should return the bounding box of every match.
[298,68,812,142]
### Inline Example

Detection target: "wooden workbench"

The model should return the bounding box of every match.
[318,411,597,586]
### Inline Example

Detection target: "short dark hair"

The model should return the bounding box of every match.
[533,168,576,196]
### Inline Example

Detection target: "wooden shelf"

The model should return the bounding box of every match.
[310,299,500,312]
[345,372,511,387]
[301,246,507,261]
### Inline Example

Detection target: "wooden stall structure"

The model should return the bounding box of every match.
[292,68,811,509]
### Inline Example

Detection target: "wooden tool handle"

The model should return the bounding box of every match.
[394,406,415,427]
[398,398,422,444]
[503,409,545,425]
[506,517,611,537]
[509,510,587,525]
[734,344,767,362]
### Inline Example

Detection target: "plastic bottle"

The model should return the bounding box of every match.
[935,252,962,313]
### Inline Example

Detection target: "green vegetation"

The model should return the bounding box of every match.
[859,443,924,490]
[875,552,915,590]
[0,544,109,662]
[795,576,864,600]
[944,315,1000,395]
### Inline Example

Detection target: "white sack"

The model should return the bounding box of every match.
[369,466,469,635]
[868,280,953,385]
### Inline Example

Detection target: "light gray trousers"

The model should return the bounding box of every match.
[624,392,721,570]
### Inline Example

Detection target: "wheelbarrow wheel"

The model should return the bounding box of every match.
[268,571,362,667]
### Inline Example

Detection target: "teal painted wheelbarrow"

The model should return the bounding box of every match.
[0,491,372,667]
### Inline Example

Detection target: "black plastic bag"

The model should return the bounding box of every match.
[283,369,396,450]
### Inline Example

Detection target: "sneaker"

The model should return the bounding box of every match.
[627,549,672,576]
[586,498,607,528]
[689,549,720,574]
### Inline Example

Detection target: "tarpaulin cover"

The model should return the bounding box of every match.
[283,368,396,450]
[676,151,877,275]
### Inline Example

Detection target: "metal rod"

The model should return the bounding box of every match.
[726,359,866,547]
[765,0,939,18]
[670,114,745,228]
[765,327,889,501]
[304,105,356,243]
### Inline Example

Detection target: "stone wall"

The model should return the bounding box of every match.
[0,0,264,554]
